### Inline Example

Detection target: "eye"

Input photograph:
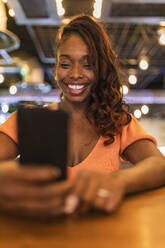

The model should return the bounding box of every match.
[60,63,70,68]
[83,64,92,69]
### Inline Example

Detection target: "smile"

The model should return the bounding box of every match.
[63,83,89,96]
[67,84,86,90]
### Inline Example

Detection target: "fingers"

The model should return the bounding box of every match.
[0,197,66,218]
[0,180,74,218]
[103,190,124,213]
[1,179,73,202]
[70,170,124,214]
[64,195,79,214]
[0,163,74,218]
[5,165,61,183]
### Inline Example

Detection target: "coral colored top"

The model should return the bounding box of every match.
[0,112,157,179]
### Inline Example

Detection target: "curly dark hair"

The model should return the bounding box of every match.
[56,14,131,146]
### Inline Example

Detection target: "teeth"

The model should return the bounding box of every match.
[68,84,85,90]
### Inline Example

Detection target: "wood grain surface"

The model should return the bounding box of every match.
[0,187,165,248]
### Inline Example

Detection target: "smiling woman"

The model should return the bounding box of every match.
[55,14,131,146]
[0,14,164,218]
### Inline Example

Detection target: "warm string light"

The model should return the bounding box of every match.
[141,105,149,115]
[133,105,149,119]
[128,74,137,85]
[121,85,129,95]
[134,109,142,119]
[139,57,149,70]
[93,0,103,19]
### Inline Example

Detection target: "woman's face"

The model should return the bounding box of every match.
[55,34,96,104]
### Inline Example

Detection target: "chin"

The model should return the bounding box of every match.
[65,94,90,104]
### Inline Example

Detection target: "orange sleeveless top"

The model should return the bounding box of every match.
[0,112,157,179]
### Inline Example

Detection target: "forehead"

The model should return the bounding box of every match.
[57,34,89,56]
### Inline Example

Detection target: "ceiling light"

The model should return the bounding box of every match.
[160,21,165,27]
[9,85,17,95]
[56,0,65,17]
[128,74,137,85]
[1,103,9,113]
[0,73,4,84]
[8,9,15,17]
[134,109,142,119]
[139,57,149,70]
[2,0,7,3]
[141,105,149,115]
[159,34,165,46]
[93,0,103,19]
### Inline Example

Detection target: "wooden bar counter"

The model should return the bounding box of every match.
[0,187,165,248]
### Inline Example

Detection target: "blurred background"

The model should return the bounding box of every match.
[0,0,165,153]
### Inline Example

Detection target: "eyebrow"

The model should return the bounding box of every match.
[59,54,89,60]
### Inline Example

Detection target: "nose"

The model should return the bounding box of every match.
[69,63,83,80]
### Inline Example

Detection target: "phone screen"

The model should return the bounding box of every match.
[17,107,68,180]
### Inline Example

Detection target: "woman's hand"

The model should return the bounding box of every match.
[0,161,74,218]
[0,161,126,218]
[69,170,126,214]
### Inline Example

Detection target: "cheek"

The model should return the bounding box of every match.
[59,66,70,77]
[88,71,96,83]
[55,68,65,81]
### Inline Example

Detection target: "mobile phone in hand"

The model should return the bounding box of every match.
[17,106,68,180]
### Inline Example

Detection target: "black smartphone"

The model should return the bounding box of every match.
[17,106,68,181]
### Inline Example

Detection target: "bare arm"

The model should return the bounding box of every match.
[119,139,165,194]
[71,139,165,213]
[0,132,18,161]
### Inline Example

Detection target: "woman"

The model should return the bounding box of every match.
[0,14,164,218]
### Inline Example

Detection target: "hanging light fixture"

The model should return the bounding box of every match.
[0,0,20,62]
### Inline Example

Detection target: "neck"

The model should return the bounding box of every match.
[59,98,89,116]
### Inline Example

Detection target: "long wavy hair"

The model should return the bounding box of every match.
[56,14,131,146]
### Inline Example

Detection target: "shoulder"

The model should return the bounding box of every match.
[120,114,157,156]
[0,111,18,146]
[122,114,151,137]
[46,102,59,110]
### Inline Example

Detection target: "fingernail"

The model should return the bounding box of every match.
[64,195,79,214]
